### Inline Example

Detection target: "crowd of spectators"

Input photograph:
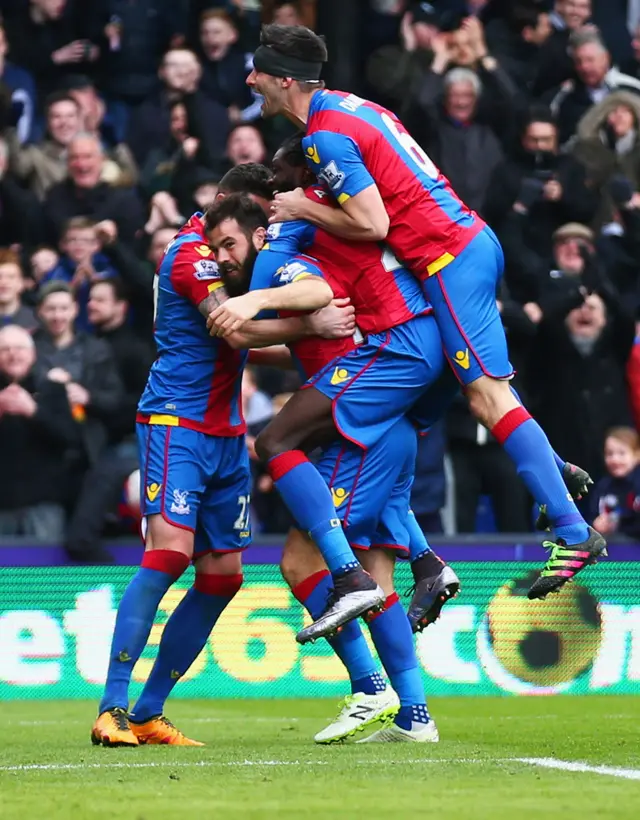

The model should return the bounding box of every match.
[1,0,640,558]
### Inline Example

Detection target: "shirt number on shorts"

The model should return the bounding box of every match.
[233,495,250,531]
[380,112,439,179]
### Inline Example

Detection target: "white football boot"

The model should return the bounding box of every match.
[314,687,399,744]
[357,720,440,743]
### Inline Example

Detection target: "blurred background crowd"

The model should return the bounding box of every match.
[2,0,640,561]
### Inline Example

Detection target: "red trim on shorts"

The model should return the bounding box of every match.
[194,573,243,597]
[342,449,367,530]
[491,406,531,445]
[434,269,514,382]
[291,569,331,604]
[267,450,309,481]
[140,425,153,518]
[328,443,347,490]
[370,542,410,555]
[365,592,400,623]
[141,549,190,578]
[159,427,194,533]
[330,332,392,451]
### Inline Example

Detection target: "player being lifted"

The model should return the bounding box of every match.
[91,172,337,748]
[229,23,603,602]
[206,193,440,742]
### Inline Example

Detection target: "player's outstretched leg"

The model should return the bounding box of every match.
[355,549,438,744]
[282,530,399,743]
[480,392,606,598]
[257,388,384,640]
[508,387,594,530]
[129,552,243,746]
[405,511,460,633]
[91,520,190,747]
[424,229,606,599]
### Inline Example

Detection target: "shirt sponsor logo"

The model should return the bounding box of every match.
[331,487,350,508]
[306,144,320,164]
[330,367,349,386]
[454,349,470,370]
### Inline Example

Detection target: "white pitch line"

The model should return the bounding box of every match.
[3,757,640,780]
[515,758,640,781]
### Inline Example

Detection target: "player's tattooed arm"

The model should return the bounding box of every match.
[270,186,389,241]
[197,283,228,321]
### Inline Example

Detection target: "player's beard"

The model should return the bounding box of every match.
[219,245,258,297]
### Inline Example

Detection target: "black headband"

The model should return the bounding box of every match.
[253,44,323,81]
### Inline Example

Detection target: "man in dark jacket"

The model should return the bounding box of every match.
[485,1,552,93]
[0,323,79,539]
[127,47,229,169]
[2,0,100,102]
[95,0,187,107]
[484,108,599,301]
[528,277,635,481]
[43,133,144,246]
[550,28,640,146]
[33,281,123,467]
[198,8,259,123]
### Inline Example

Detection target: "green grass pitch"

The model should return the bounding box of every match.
[1,696,638,819]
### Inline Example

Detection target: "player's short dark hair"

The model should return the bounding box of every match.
[260,23,328,64]
[508,3,544,35]
[36,281,74,306]
[277,132,306,168]
[218,163,274,200]
[204,193,269,237]
[90,275,129,303]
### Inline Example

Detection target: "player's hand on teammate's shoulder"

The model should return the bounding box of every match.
[207,292,264,337]
[270,188,307,224]
[305,298,356,339]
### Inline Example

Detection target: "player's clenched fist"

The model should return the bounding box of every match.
[270,187,307,223]
[207,292,263,337]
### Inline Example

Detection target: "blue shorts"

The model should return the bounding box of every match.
[316,416,417,555]
[408,366,460,434]
[137,423,251,556]
[306,315,444,449]
[423,227,514,385]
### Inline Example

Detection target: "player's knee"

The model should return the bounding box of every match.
[254,425,283,462]
[144,514,193,558]
[280,531,324,588]
[466,376,517,428]
[194,550,243,579]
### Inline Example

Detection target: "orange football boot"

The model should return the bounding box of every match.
[91,707,139,747]
[130,715,204,746]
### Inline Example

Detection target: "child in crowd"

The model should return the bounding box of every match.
[591,427,640,540]
[39,217,117,330]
